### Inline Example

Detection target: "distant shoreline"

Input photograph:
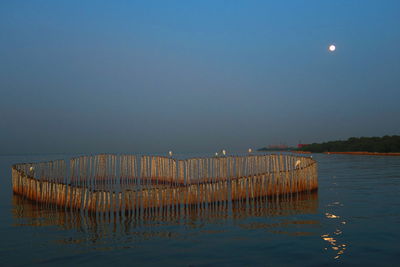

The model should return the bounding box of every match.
[294,135,400,154]
[323,151,400,156]
[259,150,400,156]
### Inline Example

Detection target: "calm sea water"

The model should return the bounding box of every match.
[1,153,399,266]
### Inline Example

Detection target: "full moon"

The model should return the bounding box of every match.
[329,44,336,52]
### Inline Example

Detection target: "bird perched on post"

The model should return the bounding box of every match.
[168,151,173,157]
[295,160,301,169]
[29,166,35,177]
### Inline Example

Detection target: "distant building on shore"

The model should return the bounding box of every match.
[297,144,310,149]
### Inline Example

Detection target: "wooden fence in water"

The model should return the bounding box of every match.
[12,154,317,213]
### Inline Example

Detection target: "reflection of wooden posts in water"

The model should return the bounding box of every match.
[12,190,318,236]
[12,154,318,213]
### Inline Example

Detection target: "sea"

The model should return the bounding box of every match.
[0,153,399,266]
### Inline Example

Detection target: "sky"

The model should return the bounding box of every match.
[1,0,399,154]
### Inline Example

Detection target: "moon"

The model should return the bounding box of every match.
[329,44,336,52]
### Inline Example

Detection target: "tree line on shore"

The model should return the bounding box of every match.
[298,135,400,153]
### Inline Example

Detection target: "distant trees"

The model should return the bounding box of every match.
[299,135,400,153]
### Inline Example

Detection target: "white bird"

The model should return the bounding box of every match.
[215,152,219,157]
[248,148,253,153]
[295,160,301,169]
[222,149,226,156]
[168,151,173,157]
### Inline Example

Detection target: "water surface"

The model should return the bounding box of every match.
[1,153,399,266]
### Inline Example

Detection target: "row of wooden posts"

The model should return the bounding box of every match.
[12,154,318,213]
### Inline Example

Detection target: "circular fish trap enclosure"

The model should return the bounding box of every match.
[12,154,318,213]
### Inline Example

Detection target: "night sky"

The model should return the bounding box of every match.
[1,1,399,154]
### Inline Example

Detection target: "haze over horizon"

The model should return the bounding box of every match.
[1,1,399,154]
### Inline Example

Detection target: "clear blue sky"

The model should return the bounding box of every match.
[1,0,399,154]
